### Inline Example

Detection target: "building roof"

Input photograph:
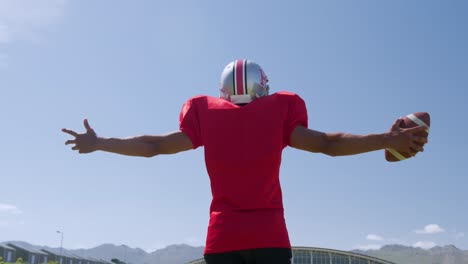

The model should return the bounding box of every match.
[0,243,16,250]
[71,254,94,261]
[41,248,77,259]
[88,256,106,263]
[7,242,48,255]
[187,246,395,264]
[292,246,395,264]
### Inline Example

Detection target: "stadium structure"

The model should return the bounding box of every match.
[187,246,395,264]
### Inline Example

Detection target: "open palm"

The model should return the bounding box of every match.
[62,119,98,153]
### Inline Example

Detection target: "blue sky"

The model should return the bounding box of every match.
[0,0,467,253]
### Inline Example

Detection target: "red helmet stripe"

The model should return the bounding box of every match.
[235,59,245,95]
[243,60,248,95]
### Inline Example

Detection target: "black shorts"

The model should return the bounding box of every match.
[204,248,292,264]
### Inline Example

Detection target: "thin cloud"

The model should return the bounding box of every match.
[0,0,67,42]
[415,224,445,234]
[0,203,23,214]
[0,0,67,39]
[413,241,436,249]
[366,234,384,241]
[0,0,67,66]
[455,232,465,239]
[0,220,8,227]
[353,244,382,250]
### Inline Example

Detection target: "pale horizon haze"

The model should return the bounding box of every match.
[1,0,467,253]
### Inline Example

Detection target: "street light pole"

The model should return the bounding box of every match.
[56,231,64,264]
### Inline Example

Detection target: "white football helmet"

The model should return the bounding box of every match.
[220,59,270,104]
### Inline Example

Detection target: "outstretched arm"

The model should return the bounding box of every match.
[290,119,428,157]
[62,119,193,157]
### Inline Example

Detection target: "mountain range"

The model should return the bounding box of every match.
[353,244,468,264]
[3,241,468,264]
[2,241,204,264]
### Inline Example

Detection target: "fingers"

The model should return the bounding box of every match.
[407,126,429,146]
[62,128,78,137]
[64,120,95,154]
[410,142,424,152]
[391,118,403,131]
[71,145,85,153]
[65,140,76,145]
[407,125,429,133]
[412,136,428,144]
[83,119,92,132]
[71,146,88,153]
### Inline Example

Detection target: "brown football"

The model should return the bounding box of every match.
[385,112,430,162]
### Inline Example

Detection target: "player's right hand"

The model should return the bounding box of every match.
[62,119,98,154]
[388,118,428,156]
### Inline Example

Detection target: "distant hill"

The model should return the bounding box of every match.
[143,244,204,264]
[68,243,149,263]
[3,241,468,264]
[2,241,204,264]
[353,244,468,264]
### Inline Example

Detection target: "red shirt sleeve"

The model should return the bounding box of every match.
[284,94,308,146]
[179,98,203,149]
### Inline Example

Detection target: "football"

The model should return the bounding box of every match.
[385,112,430,162]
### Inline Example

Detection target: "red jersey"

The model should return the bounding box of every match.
[179,91,308,254]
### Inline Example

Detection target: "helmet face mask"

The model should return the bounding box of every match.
[220,59,270,104]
